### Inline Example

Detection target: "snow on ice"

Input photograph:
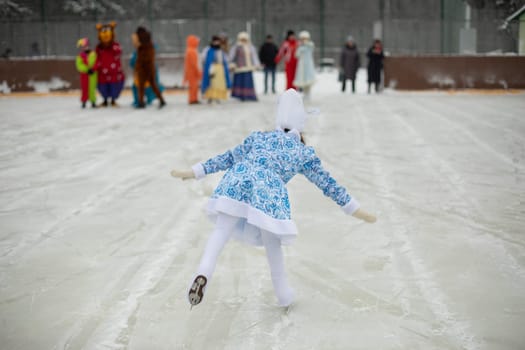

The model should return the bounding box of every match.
[26,76,72,93]
[0,70,524,350]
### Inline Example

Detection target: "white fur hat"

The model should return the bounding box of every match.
[275,89,307,132]
[299,31,310,40]
[237,31,250,42]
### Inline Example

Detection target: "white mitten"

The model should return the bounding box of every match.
[170,169,195,180]
[352,209,377,223]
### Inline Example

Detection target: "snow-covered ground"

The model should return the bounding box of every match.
[1,70,524,350]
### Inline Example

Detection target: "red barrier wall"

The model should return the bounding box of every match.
[1,55,524,92]
[0,56,184,93]
[384,56,525,90]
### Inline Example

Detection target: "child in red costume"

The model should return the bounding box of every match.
[275,30,298,90]
[184,35,202,104]
[95,22,125,107]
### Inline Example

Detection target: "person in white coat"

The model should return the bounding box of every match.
[293,31,316,101]
[171,89,376,308]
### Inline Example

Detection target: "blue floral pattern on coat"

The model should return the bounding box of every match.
[201,130,352,220]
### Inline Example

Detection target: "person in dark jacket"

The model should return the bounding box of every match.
[367,39,385,93]
[259,35,278,94]
[135,26,166,108]
[339,36,360,93]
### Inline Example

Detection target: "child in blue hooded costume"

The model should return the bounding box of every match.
[171,89,376,308]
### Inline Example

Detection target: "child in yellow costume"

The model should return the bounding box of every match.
[201,36,231,103]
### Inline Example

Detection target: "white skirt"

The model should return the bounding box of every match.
[206,196,298,246]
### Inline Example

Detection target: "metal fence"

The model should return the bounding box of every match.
[1,0,523,61]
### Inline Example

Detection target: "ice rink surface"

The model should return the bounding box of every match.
[1,71,524,350]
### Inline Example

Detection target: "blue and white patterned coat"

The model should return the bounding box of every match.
[193,130,360,245]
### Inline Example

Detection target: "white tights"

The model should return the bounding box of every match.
[195,214,294,306]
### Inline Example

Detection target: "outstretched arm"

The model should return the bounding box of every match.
[171,149,236,181]
[171,133,255,181]
[300,149,376,223]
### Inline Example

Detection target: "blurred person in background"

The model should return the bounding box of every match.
[229,31,260,101]
[259,34,278,94]
[95,22,125,107]
[183,35,202,105]
[367,39,385,93]
[293,31,316,101]
[134,26,166,109]
[130,30,164,108]
[339,35,360,94]
[201,35,231,104]
[275,30,298,90]
[75,38,98,109]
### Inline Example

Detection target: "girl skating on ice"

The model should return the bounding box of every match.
[171,89,376,308]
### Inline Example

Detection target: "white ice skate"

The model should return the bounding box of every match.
[188,275,208,307]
